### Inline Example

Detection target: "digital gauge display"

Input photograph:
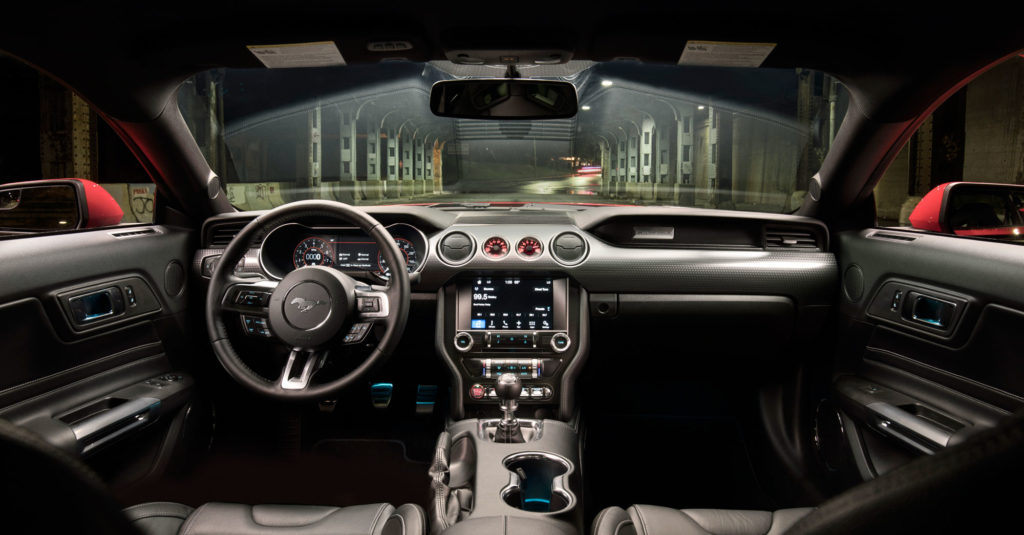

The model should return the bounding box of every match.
[292,237,334,268]
[264,223,426,280]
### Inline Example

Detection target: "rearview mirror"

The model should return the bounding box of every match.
[909,182,1024,239]
[0,179,123,233]
[430,79,578,120]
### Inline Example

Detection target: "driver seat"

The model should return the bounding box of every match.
[125,501,424,535]
[0,418,425,535]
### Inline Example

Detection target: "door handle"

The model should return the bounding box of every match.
[866,401,952,454]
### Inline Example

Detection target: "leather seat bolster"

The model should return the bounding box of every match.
[593,505,814,535]
[162,502,426,535]
[123,501,195,535]
[592,506,635,535]
[386,503,426,535]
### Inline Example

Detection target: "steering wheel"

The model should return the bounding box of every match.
[205,200,410,400]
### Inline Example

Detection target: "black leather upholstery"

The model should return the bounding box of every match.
[594,409,1024,535]
[1,414,426,535]
[127,501,427,535]
[0,418,139,535]
[592,505,812,535]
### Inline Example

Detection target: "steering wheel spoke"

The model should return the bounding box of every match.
[279,349,327,390]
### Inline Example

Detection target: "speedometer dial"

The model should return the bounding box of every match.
[376,238,419,278]
[293,237,334,268]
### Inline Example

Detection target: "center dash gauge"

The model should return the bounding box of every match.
[483,237,509,258]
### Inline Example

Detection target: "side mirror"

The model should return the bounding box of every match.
[0,179,124,233]
[430,79,578,120]
[909,182,1024,239]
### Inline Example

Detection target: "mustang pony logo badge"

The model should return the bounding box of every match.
[290,297,326,313]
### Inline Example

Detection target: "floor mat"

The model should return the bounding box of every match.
[117,439,431,510]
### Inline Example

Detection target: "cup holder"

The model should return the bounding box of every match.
[500,452,575,514]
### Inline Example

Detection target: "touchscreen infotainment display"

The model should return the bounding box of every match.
[469,277,553,330]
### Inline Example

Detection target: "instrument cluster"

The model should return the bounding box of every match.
[259,222,428,280]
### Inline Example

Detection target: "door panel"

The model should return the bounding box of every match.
[829,228,1023,479]
[0,225,204,490]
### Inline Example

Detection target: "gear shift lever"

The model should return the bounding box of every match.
[493,373,525,443]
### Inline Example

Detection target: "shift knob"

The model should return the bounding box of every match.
[495,373,522,402]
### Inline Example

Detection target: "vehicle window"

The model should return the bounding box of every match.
[0,52,153,231]
[178,62,847,212]
[875,52,1024,242]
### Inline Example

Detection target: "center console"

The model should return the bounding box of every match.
[438,275,587,421]
[433,275,588,534]
[430,413,582,535]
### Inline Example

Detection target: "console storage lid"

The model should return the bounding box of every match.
[439,516,576,535]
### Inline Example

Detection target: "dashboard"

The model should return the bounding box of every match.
[197,205,839,419]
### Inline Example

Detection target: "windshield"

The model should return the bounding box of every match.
[179,61,847,212]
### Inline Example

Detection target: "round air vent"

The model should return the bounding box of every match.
[438,232,474,264]
[551,232,587,265]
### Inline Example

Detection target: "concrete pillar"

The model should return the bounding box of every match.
[432,140,444,193]
[640,116,655,183]
[414,141,426,195]
[340,107,355,180]
[600,140,612,196]
[299,103,323,199]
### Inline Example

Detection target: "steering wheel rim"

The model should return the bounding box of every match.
[205,200,411,400]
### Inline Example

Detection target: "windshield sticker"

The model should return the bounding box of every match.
[247,41,346,68]
[678,41,776,68]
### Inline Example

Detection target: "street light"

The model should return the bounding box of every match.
[600,80,613,87]
[581,105,591,111]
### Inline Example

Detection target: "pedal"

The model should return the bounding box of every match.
[370,383,393,409]
[415,384,438,415]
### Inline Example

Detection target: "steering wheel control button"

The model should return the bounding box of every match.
[235,289,271,307]
[454,332,474,352]
[550,332,571,352]
[240,315,272,337]
[357,297,380,313]
[343,322,371,344]
[283,282,332,330]
[469,384,485,400]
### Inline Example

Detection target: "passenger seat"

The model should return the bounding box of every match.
[592,505,812,535]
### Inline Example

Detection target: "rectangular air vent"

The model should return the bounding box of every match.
[765,227,821,250]
[206,221,262,248]
[110,228,157,238]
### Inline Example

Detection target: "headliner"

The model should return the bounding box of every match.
[0,2,1021,122]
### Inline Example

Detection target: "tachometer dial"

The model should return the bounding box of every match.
[517,237,543,257]
[483,237,509,258]
[293,237,334,268]
[377,237,419,278]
